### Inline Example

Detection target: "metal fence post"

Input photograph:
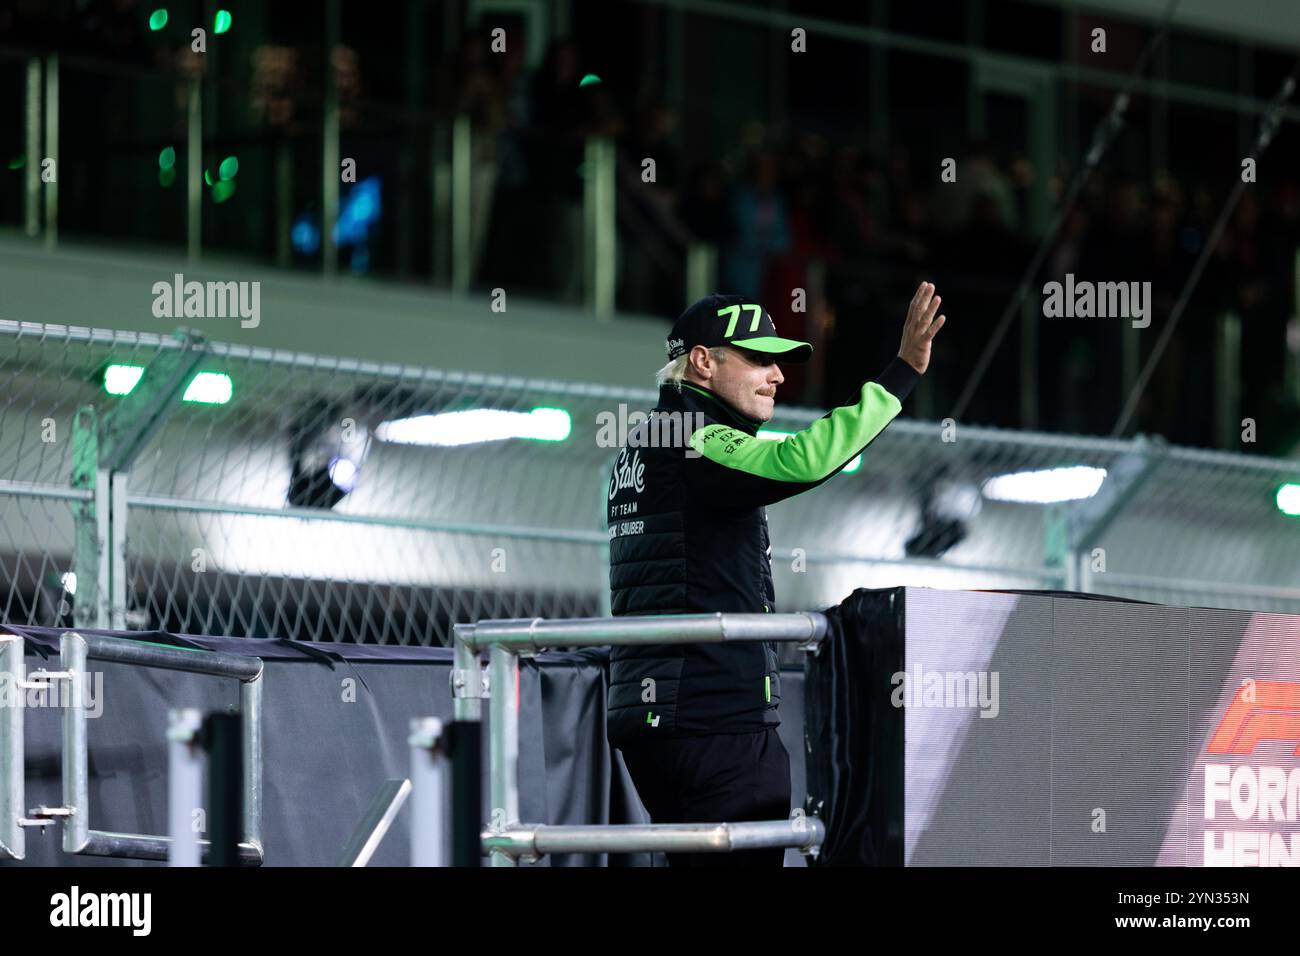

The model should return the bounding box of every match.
[23,57,40,238]
[583,135,616,318]
[241,670,263,854]
[409,717,450,867]
[109,471,128,630]
[167,708,204,867]
[61,632,89,854]
[42,53,58,249]
[186,77,202,262]
[70,408,103,629]
[1064,436,1162,596]
[431,120,451,283]
[488,642,520,867]
[89,328,209,630]
[1216,311,1242,449]
[0,635,25,859]
[451,114,472,294]
[322,0,341,277]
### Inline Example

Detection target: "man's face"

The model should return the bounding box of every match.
[710,346,786,422]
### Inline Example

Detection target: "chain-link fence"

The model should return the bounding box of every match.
[1,318,1298,646]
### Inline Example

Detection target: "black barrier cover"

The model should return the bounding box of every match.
[1,627,650,866]
[803,588,905,865]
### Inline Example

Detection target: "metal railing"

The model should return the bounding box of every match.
[0,630,263,863]
[454,612,828,866]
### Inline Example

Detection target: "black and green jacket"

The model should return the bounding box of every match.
[605,356,919,746]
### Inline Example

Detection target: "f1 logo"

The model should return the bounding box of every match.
[1206,681,1300,756]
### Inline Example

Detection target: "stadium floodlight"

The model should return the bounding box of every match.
[182,372,233,405]
[103,364,145,396]
[375,407,571,447]
[61,572,76,596]
[288,405,372,509]
[327,457,360,493]
[758,429,860,474]
[1277,483,1300,517]
[905,476,983,558]
[981,465,1107,504]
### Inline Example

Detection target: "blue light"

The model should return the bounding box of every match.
[291,216,320,255]
[334,176,382,247]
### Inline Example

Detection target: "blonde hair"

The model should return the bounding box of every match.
[655,346,727,388]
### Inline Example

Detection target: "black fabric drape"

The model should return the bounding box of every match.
[804,587,906,866]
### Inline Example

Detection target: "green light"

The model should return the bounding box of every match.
[183,372,233,405]
[528,407,571,441]
[158,146,175,170]
[758,428,860,474]
[158,167,177,187]
[148,9,168,31]
[213,10,232,34]
[203,168,213,186]
[1277,483,1300,517]
[104,364,145,396]
[211,179,236,203]
[218,155,239,180]
[7,156,24,170]
[579,74,601,87]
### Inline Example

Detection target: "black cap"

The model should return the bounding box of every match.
[666,294,813,364]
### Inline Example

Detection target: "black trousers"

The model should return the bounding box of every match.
[618,727,792,867]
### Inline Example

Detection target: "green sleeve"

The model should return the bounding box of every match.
[688,380,902,483]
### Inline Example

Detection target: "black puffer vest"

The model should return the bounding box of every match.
[605,382,780,745]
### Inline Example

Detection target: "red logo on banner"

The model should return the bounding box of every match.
[1207,681,1300,756]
